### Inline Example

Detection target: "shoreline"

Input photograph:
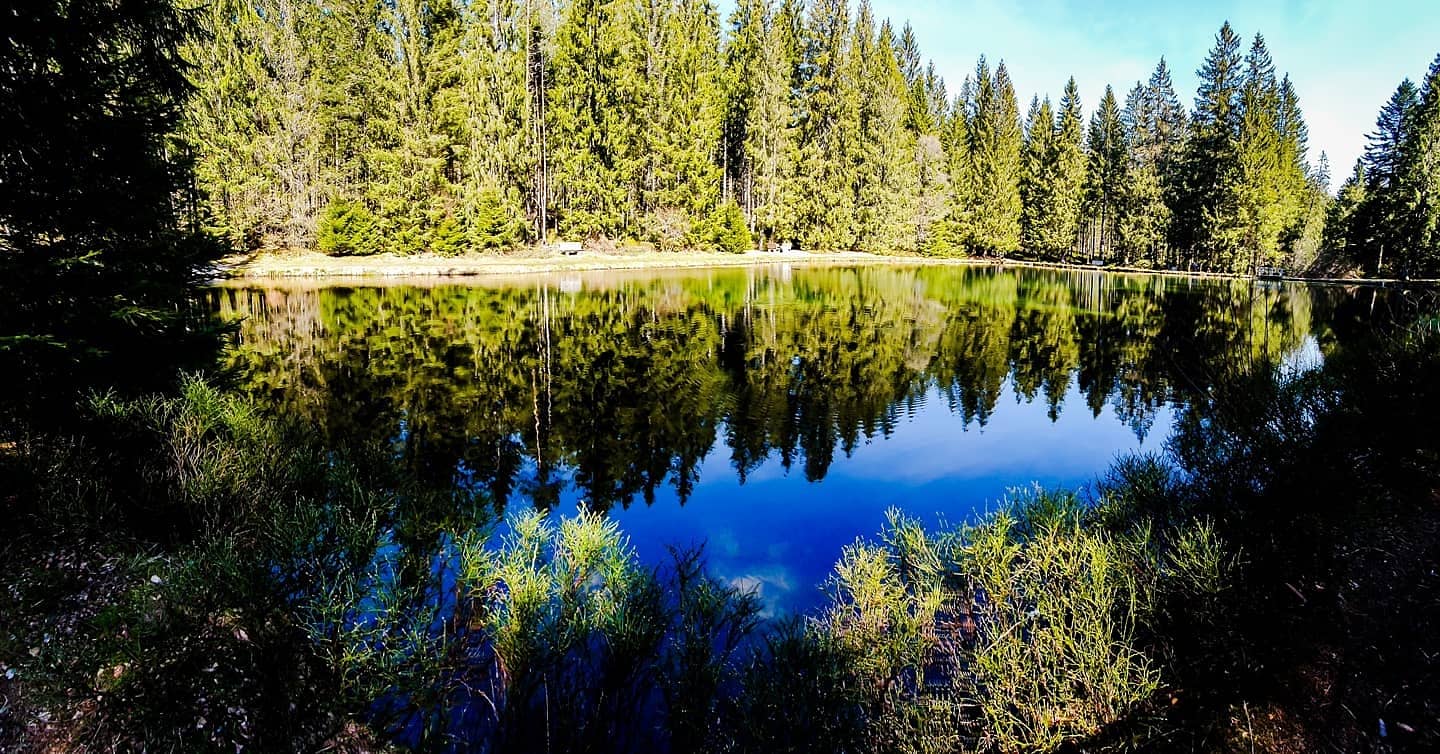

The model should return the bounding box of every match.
[215,248,1427,288]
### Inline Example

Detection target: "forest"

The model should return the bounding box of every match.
[184,1,1440,276]
[5,2,1440,752]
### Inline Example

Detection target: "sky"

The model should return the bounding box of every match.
[730,0,1440,191]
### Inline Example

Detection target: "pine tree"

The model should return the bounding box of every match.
[960,58,1023,255]
[1172,22,1244,270]
[1275,75,1327,270]
[1118,82,1171,264]
[1021,96,1054,257]
[644,0,725,245]
[1347,80,1419,273]
[1394,54,1440,276]
[1235,33,1285,270]
[722,0,769,211]
[1052,78,1087,258]
[746,0,802,246]
[1324,160,1369,264]
[186,0,328,249]
[790,0,860,250]
[898,22,931,133]
[547,0,641,240]
[453,0,544,249]
[1144,58,1188,175]
[1084,85,1126,260]
[852,13,920,252]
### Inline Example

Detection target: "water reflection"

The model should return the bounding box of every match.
[210,264,1358,611]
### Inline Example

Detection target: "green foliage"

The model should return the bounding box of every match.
[427,212,466,256]
[954,57,1024,256]
[469,188,521,250]
[316,199,380,256]
[703,200,754,253]
[179,6,1368,274]
[1,0,220,424]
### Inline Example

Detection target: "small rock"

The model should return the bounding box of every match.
[150,575,163,585]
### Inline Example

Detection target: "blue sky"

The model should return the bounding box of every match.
[728,1,1440,190]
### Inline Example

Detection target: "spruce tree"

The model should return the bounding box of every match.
[454,0,543,249]
[1117,83,1171,264]
[1172,22,1244,270]
[1021,96,1058,256]
[1359,79,1420,273]
[853,14,920,252]
[1235,33,1285,270]
[791,0,860,250]
[1394,54,1440,276]
[1052,78,1087,259]
[547,0,641,240]
[1084,86,1127,260]
[644,0,725,245]
[745,0,802,247]
[961,58,1023,255]
[722,0,768,209]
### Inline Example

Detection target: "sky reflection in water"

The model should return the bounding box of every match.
[213,263,1338,614]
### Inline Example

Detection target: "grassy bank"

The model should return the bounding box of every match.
[3,321,1438,752]
[219,248,896,280]
[218,247,1426,285]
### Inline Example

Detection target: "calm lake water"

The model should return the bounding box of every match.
[209,263,1382,614]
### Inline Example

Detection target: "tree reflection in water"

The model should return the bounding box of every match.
[209,264,1370,611]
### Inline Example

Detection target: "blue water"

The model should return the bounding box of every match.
[214,263,1337,614]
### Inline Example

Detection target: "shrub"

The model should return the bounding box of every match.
[428,212,466,256]
[703,201,753,254]
[316,199,379,256]
[471,188,521,250]
[645,207,692,252]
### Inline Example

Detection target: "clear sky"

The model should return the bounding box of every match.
[727,0,1440,191]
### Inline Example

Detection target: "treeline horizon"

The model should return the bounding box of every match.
[184,1,1440,275]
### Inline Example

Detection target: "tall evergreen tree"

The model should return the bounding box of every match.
[1118,82,1172,264]
[790,0,860,250]
[1021,96,1057,255]
[1343,79,1418,273]
[722,0,769,209]
[745,0,802,245]
[1394,54,1440,276]
[853,16,920,252]
[643,0,725,245]
[960,57,1023,255]
[548,0,642,240]
[1052,78,1087,258]
[1172,22,1244,270]
[453,0,543,248]
[1235,33,1285,269]
[2,0,218,417]
[1085,85,1126,259]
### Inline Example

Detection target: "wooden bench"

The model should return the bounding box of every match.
[552,241,583,256]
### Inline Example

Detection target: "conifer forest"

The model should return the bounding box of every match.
[5,2,1440,753]
[183,0,1440,276]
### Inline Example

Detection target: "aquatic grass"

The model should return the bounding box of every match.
[949,490,1161,753]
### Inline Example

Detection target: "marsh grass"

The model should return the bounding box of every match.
[0,378,1229,753]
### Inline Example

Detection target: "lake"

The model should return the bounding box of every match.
[208,263,1381,614]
